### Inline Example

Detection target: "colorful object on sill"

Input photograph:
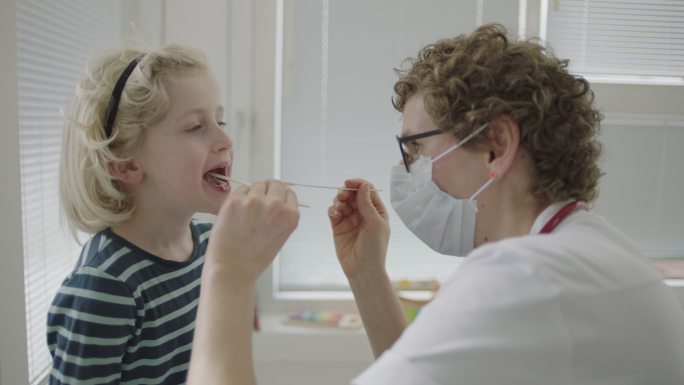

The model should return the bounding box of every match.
[393,279,439,322]
[393,278,440,291]
[652,259,684,279]
[284,309,363,330]
[398,295,432,322]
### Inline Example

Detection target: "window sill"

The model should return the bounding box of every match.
[254,281,683,363]
[253,313,371,364]
[666,279,684,307]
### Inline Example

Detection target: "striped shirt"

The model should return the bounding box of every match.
[47,222,212,385]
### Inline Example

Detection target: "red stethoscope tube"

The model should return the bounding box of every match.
[539,201,587,235]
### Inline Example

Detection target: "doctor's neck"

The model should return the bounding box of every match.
[475,192,548,245]
[474,154,550,245]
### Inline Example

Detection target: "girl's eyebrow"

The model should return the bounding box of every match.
[179,107,205,118]
[179,105,224,118]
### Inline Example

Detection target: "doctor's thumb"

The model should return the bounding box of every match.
[357,183,379,219]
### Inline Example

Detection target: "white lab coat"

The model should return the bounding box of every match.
[353,202,684,385]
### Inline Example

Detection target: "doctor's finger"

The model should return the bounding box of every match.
[328,205,343,225]
[368,187,388,217]
[356,182,382,219]
[343,178,368,190]
[334,198,354,216]
[334,188,353,205]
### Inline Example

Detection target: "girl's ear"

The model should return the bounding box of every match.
[485,115,520,178]
[108,159,143,185]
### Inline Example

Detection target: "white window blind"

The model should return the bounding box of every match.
[545,0,684,82]
[276,0,519,291]
[16,1,123,383]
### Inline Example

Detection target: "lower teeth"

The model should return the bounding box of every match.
[205,176,227,189]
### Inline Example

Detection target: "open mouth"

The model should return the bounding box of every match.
[203,165,230,193]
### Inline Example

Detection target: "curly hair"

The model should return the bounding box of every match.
[393,24,603,203]
[60,43,210,238]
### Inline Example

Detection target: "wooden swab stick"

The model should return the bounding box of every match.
[209,174,310,208]
[281,181,382,192]
[207,173,381,192]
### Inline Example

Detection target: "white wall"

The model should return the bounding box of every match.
[253,315,374,385]
[0,0,30,384]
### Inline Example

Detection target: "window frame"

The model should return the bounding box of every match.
[0,0,31,383]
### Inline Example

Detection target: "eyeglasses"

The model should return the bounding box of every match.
[396,129,448,173]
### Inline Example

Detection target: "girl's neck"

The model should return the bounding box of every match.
[112,208,195,263]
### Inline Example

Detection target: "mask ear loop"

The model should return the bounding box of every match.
[468,171,497,212]
[431,123,490,164]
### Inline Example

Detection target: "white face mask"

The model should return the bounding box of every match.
[390,123,494,256]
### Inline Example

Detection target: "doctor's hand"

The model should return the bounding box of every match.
[206,179,300,283]
[328,179,390,281]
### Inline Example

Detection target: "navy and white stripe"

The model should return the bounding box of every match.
[47,222,212,385]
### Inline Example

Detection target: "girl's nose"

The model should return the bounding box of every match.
[213,123,234,153]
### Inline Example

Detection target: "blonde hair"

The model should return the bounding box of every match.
[60,43,210,237]
[393,24,603,203]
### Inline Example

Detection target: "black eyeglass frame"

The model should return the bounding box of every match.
[395,129,448,172]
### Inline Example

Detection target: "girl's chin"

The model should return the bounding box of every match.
[210,195,230,214]
[194,197,229,218]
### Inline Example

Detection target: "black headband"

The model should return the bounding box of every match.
[102,55,144,139]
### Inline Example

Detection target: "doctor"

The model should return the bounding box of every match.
[188,24,684,385]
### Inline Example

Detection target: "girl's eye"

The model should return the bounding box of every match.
[188,125,203,132]
[218,121,227,128]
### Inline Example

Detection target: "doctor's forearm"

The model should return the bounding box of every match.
[349,271,408,358]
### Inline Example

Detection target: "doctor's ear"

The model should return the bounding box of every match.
[485,116,520,177]
[108,159,143,185]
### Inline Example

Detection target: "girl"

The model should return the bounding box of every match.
[49,43,238,384]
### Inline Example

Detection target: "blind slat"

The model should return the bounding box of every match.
[547,1,684,80]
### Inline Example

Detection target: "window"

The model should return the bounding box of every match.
[251,0,683,305]
[544,0,684,85]
[596,114,684,257]
[17,1,124,382]
[271,0,521,295]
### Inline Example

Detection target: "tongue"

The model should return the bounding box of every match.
[204,173,220,185]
